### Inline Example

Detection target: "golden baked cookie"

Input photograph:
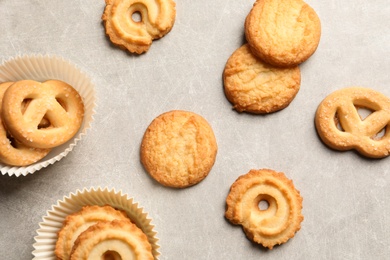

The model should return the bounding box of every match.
[55,205,130,260]
[70,219,153,260]
[141,110,218,188]
[223,44,301,113]
[245,0,321,67]
[0,82,50,166]
[102,0,176,54]
[1,80,84,149]
[225,169,303,249]
[315,87,390,158]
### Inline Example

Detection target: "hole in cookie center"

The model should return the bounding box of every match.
[355,106,387,140]
[372,127,386,140]
[56,98,68,111]
[38,117,51,129]
[102,250,121,260]
[6,132,18,148]
[334,113,344,132]
[21,98,32,114]
[131,11,142,22]
[258,200,269,211]
[356,106,374,120]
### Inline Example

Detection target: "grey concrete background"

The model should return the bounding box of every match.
[0,0,389,259]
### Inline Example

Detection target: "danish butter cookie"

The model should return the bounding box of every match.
[55,205,130,260]
[315,87,390,158]
[225,169,303,249]
[245,0,321,67]
[1,80,84,149]
[141,110,218,188]
[70,219,153,260]
[223,44,301,113]
[102,0,176,54]
[0,82,50,166]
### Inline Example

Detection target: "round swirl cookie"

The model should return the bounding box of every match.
[223,44,301,113]
[0,82,51,166]
[55,205,131,260]
[225,169,303,249]
[70,219,153,260]
[141,110,218,188]
[102,0,176,54]
[245,0,321,67]
[315,87,390,158]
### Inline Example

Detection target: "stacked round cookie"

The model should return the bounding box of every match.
[0,80,84,166]
[55,205,154,260]
[223,0,321,114]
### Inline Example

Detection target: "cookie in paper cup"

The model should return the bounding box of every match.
[0,54,96,177]
[32,187,159,259]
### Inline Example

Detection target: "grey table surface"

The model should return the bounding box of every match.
[0,0,389,259]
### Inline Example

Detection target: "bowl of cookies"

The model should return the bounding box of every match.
[0,54,96,177]
[32,187,159,260]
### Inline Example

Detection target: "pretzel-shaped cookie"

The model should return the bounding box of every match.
[0,82,50,166]
[2,80,84,149]
[102,0,176,54]
[315,87,390,158]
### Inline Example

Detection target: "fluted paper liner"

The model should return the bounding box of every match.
[32,187,160,259]
[0,54,96,176]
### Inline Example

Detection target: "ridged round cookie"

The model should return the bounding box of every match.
[223,44,301,113]
[70,219,153,260]
[102,0,176,54]
[141,110,218,188]
[245,0,321,67]
[225,169,303,249]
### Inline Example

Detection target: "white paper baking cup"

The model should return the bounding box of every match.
[32,187,160,259]
[0,54,96,177]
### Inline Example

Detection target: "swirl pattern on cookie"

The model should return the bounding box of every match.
[225,169,303,249]
[0,82,51,166]
[55,205,130,260]
[69,219,154,260]
[1,80,84,149]
[223,44,301,113]
[245,0,321,67]
[102,0,176,54]
[315,87,390,158]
